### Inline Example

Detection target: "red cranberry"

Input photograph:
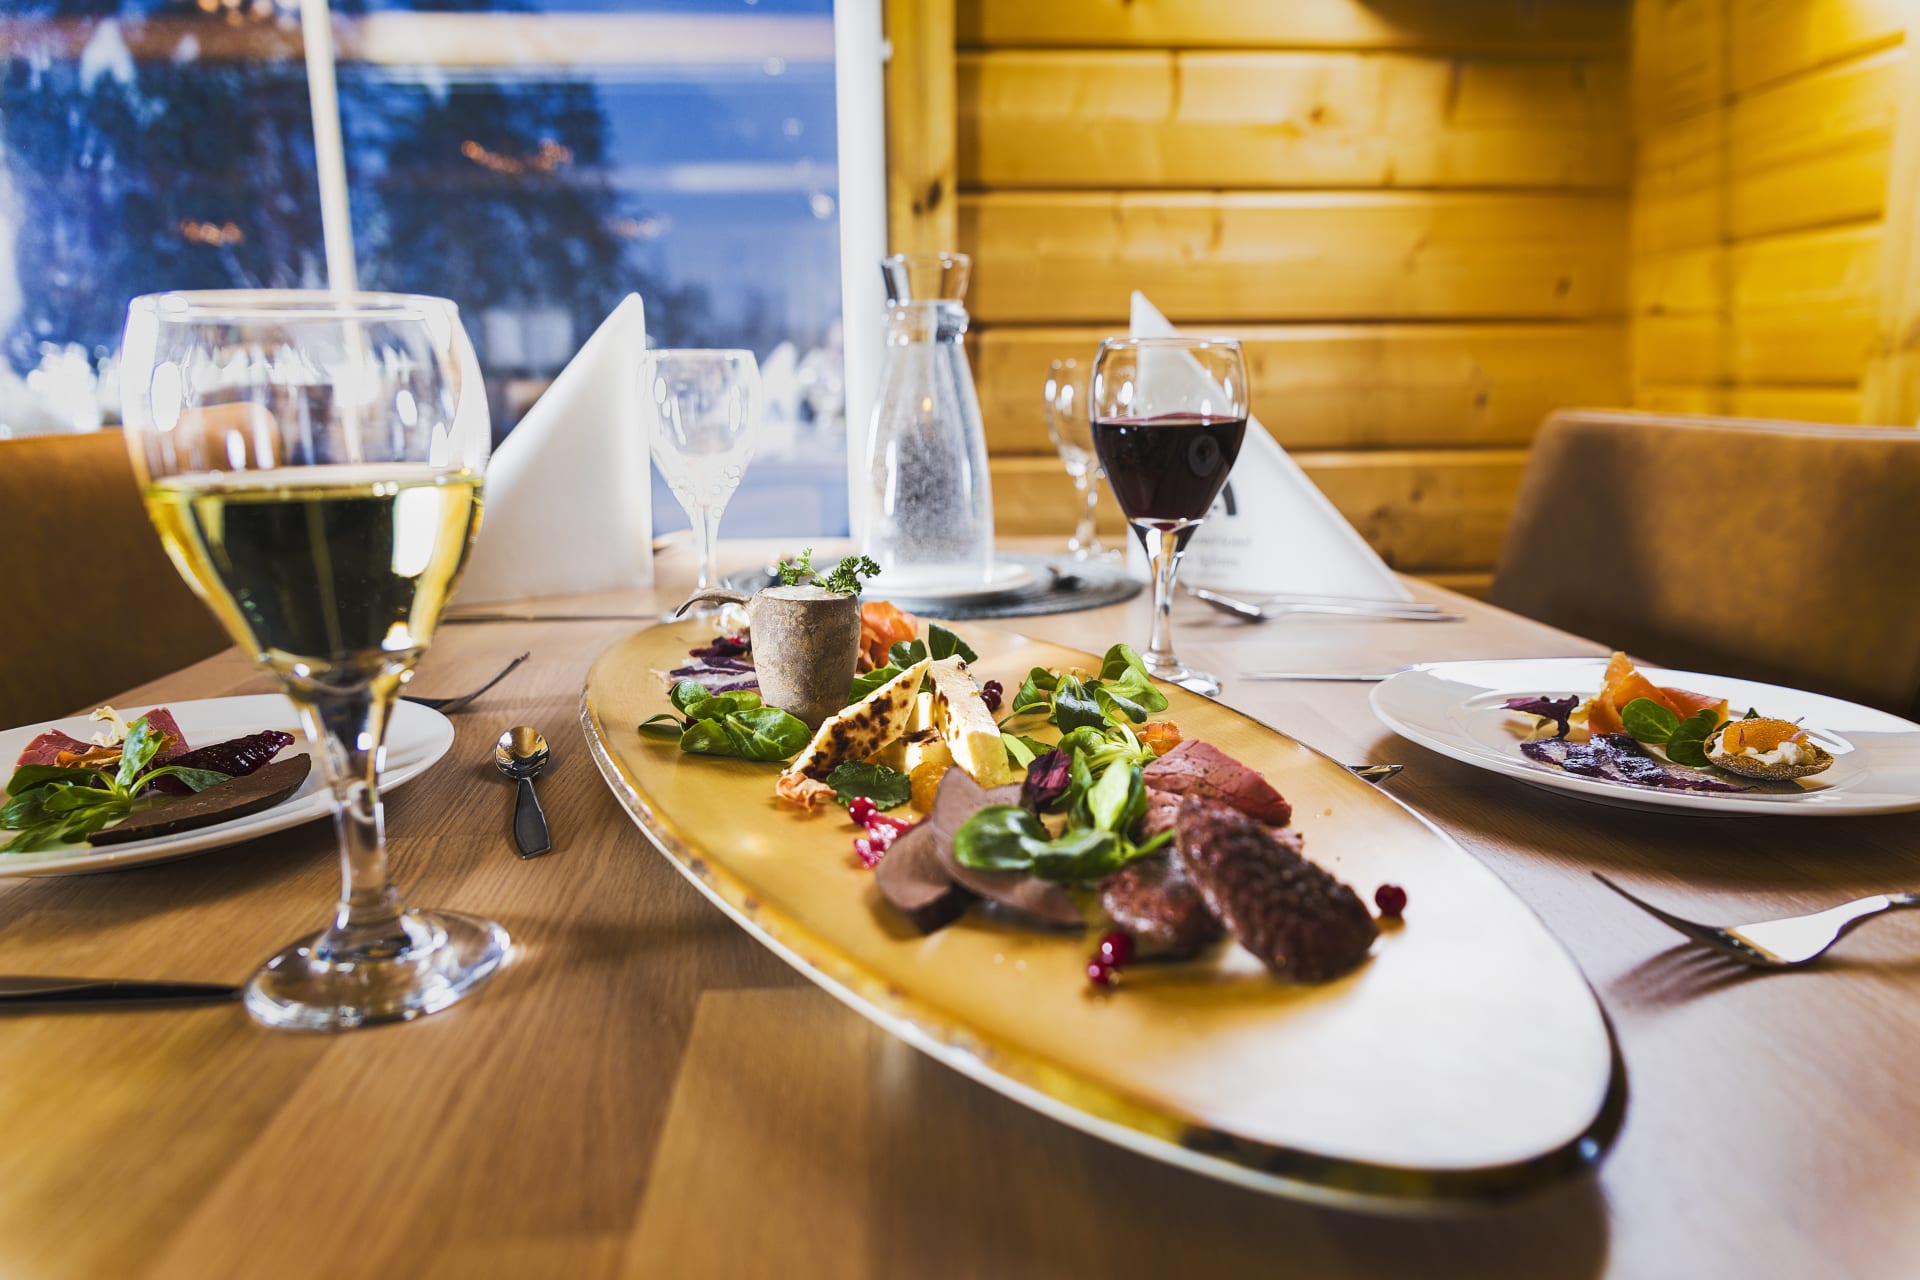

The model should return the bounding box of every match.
[847,796,877,826]
[981,680,1004,713]
[1097,930,1134,967]
[1375,883,1408,919]
[1086,960,1116,988]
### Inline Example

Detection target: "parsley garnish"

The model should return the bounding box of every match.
[775,548,881,596]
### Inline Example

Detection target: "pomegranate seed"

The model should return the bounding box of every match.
[1086,960,1116,988]
[1097,930,1134,967]
[1375,883,1408,919]
[854,837,882,869]
[848,796,877,825]
[981,680,1004,713]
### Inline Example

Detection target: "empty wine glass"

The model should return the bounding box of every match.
[120,290,507,1030]
[1043,357,1108,559]
[643,349,763,615]
[1090,337,1249,697]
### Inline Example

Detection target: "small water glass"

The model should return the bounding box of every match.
[643,349,763,613]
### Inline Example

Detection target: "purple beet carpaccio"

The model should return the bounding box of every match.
[149,730,296,795]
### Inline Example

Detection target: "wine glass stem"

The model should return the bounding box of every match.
[1072,474,1098,551]
[1145,526,1184,675]
[691,503,724,593]
[299,685,407,953]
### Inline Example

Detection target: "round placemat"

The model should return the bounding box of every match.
[723,552,1141,619]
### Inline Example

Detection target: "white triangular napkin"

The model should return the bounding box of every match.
[457,294,653,604]
[1125,293,1410,601]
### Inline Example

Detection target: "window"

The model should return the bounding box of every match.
[0,0,875,537]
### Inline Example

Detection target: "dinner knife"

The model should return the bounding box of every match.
[0,977,241,1007]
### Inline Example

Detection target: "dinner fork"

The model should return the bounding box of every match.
[403,652,531,713]
[1593,873,1920,967]
[1189,587,1463,623]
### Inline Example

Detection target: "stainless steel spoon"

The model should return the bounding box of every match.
[493,726,552,858]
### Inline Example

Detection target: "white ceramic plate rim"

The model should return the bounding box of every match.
[873,560,1038,603]
[0,695,454,875]
[1371,657,1920,816]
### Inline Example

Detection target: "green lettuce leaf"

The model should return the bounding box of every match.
[826,761,912,810]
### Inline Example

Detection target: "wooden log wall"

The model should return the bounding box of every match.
[915,0,1635,593]
[1631,0,1909,422]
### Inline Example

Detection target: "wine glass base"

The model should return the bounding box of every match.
[1144,659,1221,699]
[244,910,510,1032]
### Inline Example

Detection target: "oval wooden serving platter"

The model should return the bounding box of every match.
[581,621,1624,1212]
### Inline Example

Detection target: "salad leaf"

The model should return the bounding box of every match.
[1096,644,1168,719]
[1051,675,1106,733]
[1620,697,1679,744]
[1010,667,1058,714]
[639,713,687,739]
[720,707,812,762]
[1000,733,1039,771]
[826,761,912,811]
[928,624,978,664]
[677,719,736,757]
[952,804,1046,871]
[1663,709,1721,768]
[1027,827,1125,883]
[1085,759,1135,833]
[888,638,928,668]
[5,765,99,797]
[114,715,167,790]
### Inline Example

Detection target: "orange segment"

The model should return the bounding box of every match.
[1717,718,1805,754]
[1588,688,1623,735]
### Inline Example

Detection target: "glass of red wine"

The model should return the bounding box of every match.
[1089,336,1249,696]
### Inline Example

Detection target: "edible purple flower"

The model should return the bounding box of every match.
[1505,694,1580,739]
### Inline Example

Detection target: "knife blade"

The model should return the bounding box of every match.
[0,977,241,1007]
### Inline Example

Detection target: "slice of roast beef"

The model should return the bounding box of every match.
[1174,797,1375,982]
[1144,740,1292,827]
[1098,852,1223,959]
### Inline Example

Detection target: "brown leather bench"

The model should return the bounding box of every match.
[1490,409,1920,717]
[0,430,230,726]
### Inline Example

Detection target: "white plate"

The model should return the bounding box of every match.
[873,561,1037,603]
[1370,657,1920,817]
[0,696,454,875]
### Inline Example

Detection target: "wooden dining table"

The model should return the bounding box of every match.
[3,538,1916,1280]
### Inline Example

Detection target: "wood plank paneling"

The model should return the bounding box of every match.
[959,0,1627,56]
[958,52,1629,190]
[962,192,1628,324]
[886,0,958,253]
[991,451,1527,572]
[1729,0,1905,94]
[974,323,1628,453]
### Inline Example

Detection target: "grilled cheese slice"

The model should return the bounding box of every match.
[783,658,931,782]
[927,656,1017,787]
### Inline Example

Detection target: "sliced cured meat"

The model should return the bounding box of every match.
[1098,852,1223,959]
[143,708,191,762]
[873,821,974,932]
[1174,798,1376,982]
[1143,740,1291,827]
[15,730,93,769]
[876,767,1081,932]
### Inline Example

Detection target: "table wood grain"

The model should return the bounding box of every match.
[4,541,1917,1280]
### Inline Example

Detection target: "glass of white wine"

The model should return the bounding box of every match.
[120,290,508,1031]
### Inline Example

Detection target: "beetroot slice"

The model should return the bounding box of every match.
[149,730,296,796]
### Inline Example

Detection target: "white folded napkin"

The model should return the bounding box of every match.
[457,295,654,605]
[1125,292,1411,601]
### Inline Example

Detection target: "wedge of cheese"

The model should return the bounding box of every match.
[783,658,931,782]
[926,656,1018,788]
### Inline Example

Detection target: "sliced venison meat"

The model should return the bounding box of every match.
[875,767,1083,932]
[874,821,975,932]
[1144,740,1292,827]
[1174,797,1375,982]
[1098,852,1223,960]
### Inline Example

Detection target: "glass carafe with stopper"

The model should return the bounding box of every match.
[861,252,995,590]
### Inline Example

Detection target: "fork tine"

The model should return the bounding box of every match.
[422,651,531,713]
[1591,873,1770,962]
